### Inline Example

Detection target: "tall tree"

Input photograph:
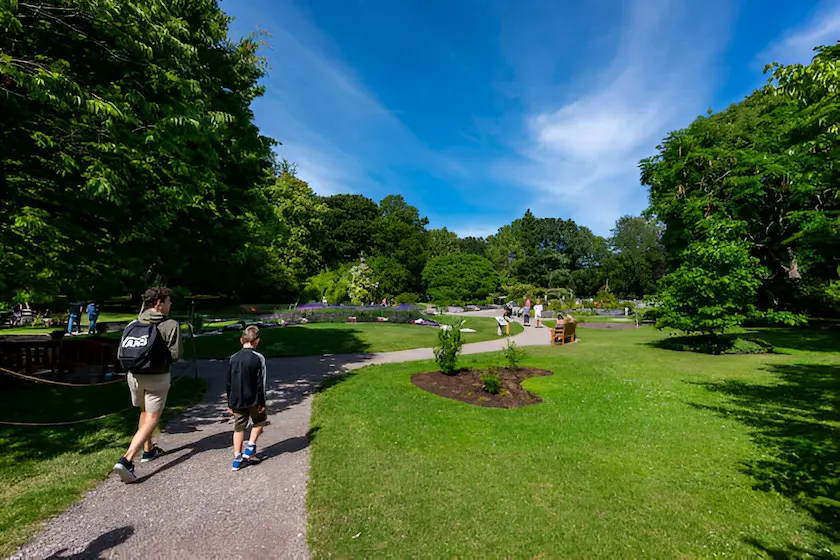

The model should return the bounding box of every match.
[0,0,277,301]
[641,68,837,314]
[321,194,379,267]
[372,195,428,288]
[459,236,487,257]
[426,227,460,259]
[267,161,327,293]
[423,253,500,304]
[604,216,666,298]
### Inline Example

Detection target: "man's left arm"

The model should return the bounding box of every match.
[167,320,183,362]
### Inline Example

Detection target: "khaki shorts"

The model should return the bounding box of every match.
[232,406,268,432]
[128,373,171,414]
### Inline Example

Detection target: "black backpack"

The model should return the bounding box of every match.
[118,321,171,373]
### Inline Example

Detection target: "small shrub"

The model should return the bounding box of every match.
[434,320,464,375]
[481,368,502,394]
[502,340,525,370]
[394,292,420,305]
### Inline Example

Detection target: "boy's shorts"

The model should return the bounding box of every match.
[128,373,170,413]
[232,406,268,432]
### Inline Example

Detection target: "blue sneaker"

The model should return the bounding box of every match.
[232,453,244,471]
[243,443,261,463]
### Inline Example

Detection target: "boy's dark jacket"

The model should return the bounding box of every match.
[227,347,267,410]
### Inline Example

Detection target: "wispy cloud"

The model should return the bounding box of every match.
[226,0,426,198]
[502,0,733,235]
[760,0,840,66]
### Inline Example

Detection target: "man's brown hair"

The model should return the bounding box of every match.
[241,325,260,344]
[141,286,174,307]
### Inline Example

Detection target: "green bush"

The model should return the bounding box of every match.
[434,320,464,375]
[394,292,420,305]
[481,368,502,394]
[423,253,500,304]
[655,219,765,338]
[502,340,525,370]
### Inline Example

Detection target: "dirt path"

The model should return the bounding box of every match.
[13,326,549,559]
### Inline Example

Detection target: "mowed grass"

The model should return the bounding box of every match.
[0,376,207,557]
[0,312,139,336]
[307,326,839,558]
[192,316,523,359]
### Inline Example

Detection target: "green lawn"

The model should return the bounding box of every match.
[307,326,839,558]
[191,316,523,359]
[0,376,207,557]
[0,312,139,336]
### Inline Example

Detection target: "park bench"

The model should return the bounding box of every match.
[551,320,577,345]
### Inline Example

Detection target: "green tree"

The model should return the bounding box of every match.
[348,257,378,305]
[656,220,766,341]
[368,255,412,298]
[604,216,665,298]
[0,0,277,302]
[458,236,487,257]
[373,195,428,288]
[426,227,460,258]
[423,253,500,304]
[267,161,327,293]
[641,81,837,315]
[321,194,379,267]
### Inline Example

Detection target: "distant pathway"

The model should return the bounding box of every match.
[13,324,549,559]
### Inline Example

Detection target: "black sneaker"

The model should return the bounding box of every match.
[113,457,137,483]
[140,445,165,463]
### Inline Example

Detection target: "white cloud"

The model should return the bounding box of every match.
[504,0,732,235]
[760,1,840,66]
[225,0,427,198]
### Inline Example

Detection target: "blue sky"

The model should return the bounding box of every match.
[221,0,838,238]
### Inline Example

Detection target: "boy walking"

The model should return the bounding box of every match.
[227,325,268,471]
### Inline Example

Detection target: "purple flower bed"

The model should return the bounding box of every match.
[295,303,418,311]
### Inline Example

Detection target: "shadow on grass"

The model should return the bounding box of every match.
[191,326,375,359]
[749,327,840,354]
[649,333,774,355]
[690,363,839,556]
[0,377,207,467]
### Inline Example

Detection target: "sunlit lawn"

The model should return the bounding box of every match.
[191,316,524,359]
[0,377,207,557]
[308,326,839,557]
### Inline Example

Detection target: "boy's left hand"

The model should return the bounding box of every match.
[227,408,233,414]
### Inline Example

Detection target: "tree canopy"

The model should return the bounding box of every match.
[422,253,500,304]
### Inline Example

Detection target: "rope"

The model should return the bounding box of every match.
[0,365,125,387]
[0,373,190,427]
[0,407,133,427]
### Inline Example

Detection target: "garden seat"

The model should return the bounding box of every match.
[551,320,576,345]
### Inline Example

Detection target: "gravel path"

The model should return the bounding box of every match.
[12,325,548,560]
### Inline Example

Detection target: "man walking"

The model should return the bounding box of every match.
[112,287,182,483]
[86,301,99,335]
[67,301,83,335]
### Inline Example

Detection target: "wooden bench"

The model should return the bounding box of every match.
[551,320,577,345]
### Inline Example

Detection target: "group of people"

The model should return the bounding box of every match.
[522,296,545,328]
[67,301,99,335]
[504,297,545,327]
[112,287,269,483]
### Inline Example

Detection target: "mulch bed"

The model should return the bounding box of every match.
[411,367,553,408]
